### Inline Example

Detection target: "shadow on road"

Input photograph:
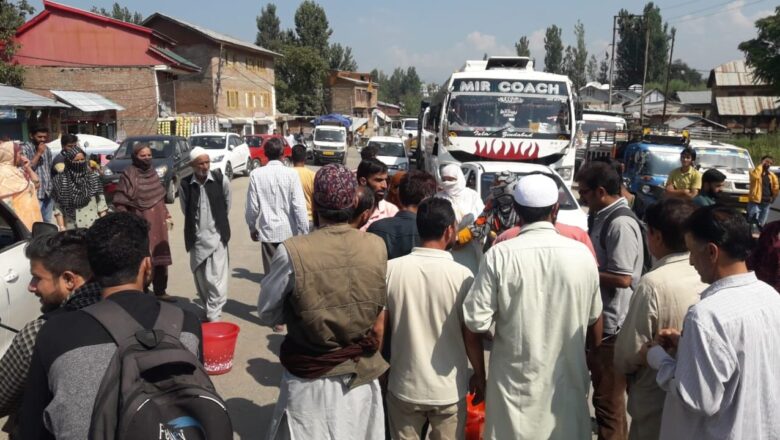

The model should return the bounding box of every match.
[226,397,276,439]
[233,267,265,283]
[224,298,264,326]
[246,356,283,387]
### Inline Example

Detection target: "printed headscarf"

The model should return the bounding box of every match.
[51,147,103,218]
[0,141,30,199]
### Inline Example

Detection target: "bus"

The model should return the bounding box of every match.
[418,56,579,186]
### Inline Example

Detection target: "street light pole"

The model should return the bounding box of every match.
[640,16,650,128]
[661,28,676,124]
[608,15,617,108]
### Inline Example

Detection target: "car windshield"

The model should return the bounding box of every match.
[641,151,681,176]
[114,139,173,159]
[370,141,405,157]
[480,172,577,209]
[403,120,418,130]
[447,94,570,135]
[697,152,752,173]
[189,136,226,150]
[314,129,345,142]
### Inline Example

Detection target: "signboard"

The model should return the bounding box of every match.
[0,107,17,120]
[452,79,568,96]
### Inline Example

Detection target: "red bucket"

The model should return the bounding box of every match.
[201,322,240,375]
[465,393,485,440]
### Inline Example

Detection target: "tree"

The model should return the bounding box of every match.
[615,2,670,87]
[294,0,332,57]
[739,6,780,93]
[370,67,423,114]
[256,3,283,51]
[587,54,598,83]
[544,25,563,74]
[328,43,357,71]
[90,2,142,24]
[669,59,703,85]
[275,44,328,115]
[515,36,530,57]
[597,52,610,83]
[0,0,34,87]
[567,20,588,89]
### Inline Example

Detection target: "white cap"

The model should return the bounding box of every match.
[513,174,559,207]
[189,146,208,163]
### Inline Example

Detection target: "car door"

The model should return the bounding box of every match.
[234,135,249,170]
[177,139,193,181]
[0,204,38,355]
[226,135,239,169]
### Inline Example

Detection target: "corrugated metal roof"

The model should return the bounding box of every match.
[667,116,727,130]
[677,90,712,105]
[0,85,69,108]
[51,90,124,112]
[709,59,767,87]
[715,96,780,116]
[150,46,201,71]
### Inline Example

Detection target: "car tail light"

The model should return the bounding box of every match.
[104,182,117,194]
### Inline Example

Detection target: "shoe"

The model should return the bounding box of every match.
[155,293,177,302]
[273,324,286,333]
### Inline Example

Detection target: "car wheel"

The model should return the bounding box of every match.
[225,162,233,180]
[243,157,251,176]
[164,179,176,204]
[251,159,261,171]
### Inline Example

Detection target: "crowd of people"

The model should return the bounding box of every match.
[0,129,779,440]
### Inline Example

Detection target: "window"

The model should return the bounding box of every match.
[259,92,270,109]
[227,90,240,109]
[246,92,257,109]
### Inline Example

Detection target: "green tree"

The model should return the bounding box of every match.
[90,2,142,24]
[0,0,34,87]
[669,59,703,85]
[566,20,588,89]
[328,43,357,71]
[597,52,610,83]
[645,78,706,97]
[587,54,598,83]
[294,0,332,57]
[515,36,530,57]
[275,44,328,115]
[255,3,283,51]
[544,25,564,74]
[739,6,780,93]
[615,2,669,87]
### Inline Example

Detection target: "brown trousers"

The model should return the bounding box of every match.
[588,337,628,440]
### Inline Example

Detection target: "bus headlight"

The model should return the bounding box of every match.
[558,167,573,181]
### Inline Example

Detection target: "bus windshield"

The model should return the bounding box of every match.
[314,129,345,142]
[447,94,570,135]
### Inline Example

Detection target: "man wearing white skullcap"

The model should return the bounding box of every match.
[178,146,232,321]
[463,173,604,439]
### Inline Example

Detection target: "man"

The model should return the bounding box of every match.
[747,155,779,228]
[245,137,309,273]
[51,133,79,174]
[179,147,231,322]
[693,168,726,207]
[613,198,707,440]
[284,129,296,148]
[21,126,54,222]
[0,230,101,437]
[665,146,702,199]
[577,161,644,440]
[258,164,389,439]
[350,185,375,230]
[357,158,399,231]
[291,144,315,228]
[463,174,603,439]
[385,197,484,439]
[368,170,437,259]
[360,144,379,161]
[646,206,780,439]
[18,213,203,439]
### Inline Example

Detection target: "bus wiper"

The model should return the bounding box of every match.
[487,125,517,137]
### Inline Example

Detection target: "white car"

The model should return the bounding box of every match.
[0,204,49,356]
[456,161,589,231]
[690,140,754,207]
[367,136,409,176]
[188,132,250,179]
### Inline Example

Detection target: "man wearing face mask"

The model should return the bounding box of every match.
[0,229,101,438]
[179,147,231,322]
[18,213,203,439]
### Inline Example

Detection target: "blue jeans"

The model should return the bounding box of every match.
[747,202,770,227]
[38,196,53,223]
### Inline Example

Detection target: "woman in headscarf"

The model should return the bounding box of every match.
[51,146,107,230]
[386,171,407,208]
[435,163,485,273]
[0,141,42,230]
[112,143,174,301]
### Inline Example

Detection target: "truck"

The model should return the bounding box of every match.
[311,114,350,165]
[418,56,579,187]
[574,111,628,172]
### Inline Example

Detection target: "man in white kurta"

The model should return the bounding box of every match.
[463,174,603,439]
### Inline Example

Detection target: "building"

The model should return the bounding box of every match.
[13,0,200,139]
[676,90,713,118]
[666,115,730,140]
[377,101,401,118]
[327,71,378,119]
[708,60,780,132]
[143,13,281,136]
[578,82,639,112]
[0,84,69,141]
[623,88,681,124]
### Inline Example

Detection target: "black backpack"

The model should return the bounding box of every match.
[598,206,653,275]
[83,300,233,440]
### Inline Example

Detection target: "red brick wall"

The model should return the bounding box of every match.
[23,66,159,137]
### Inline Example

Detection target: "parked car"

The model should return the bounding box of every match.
[367,136,409,176]
[312,125,348,165]
[245,134,292,170]
[0,204,51,356]
[456,161,588,231]
[188,132,251,179]
[102,136,193,204]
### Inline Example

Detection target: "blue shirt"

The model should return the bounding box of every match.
[367,210,419,260]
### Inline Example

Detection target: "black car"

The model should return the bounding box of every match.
[102,136,193,204]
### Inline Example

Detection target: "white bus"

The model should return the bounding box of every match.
[419,56,578,186]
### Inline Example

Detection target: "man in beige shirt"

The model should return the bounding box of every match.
[614,197,707,440]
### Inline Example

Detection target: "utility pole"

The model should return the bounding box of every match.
[608,15,617,108]
[639,16,650,128]
[661,28,676,124]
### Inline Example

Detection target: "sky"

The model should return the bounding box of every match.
[49,0,775,83]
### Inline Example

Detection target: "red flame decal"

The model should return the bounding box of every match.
[472,140,541,160]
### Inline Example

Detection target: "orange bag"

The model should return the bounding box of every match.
[465,393,485,440]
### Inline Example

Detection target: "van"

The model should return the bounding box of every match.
[312,125,347,165]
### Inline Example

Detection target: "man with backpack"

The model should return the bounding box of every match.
[577,161,645,440]
[19,213,230,439]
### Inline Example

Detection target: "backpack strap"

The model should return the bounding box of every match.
[599,205,639,251]
[153,301,184,339]
[82,300,143,345]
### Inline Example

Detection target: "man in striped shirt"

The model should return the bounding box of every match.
[646,206,780,439]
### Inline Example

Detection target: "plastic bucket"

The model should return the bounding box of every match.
[201,322,240,375]
[465,393,485,440]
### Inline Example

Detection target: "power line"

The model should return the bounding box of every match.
[668,0,770,23]
[660,0,704,11]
